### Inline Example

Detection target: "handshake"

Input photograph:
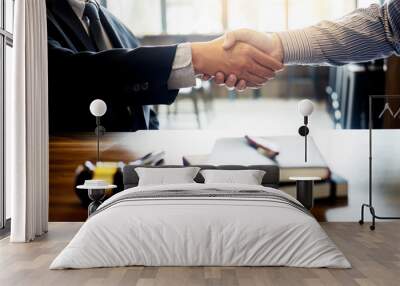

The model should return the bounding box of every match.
[191,29,284,91]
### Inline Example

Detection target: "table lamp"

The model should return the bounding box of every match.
[298,99,314,162]
[89,99,107,163]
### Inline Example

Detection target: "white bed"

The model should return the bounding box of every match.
[50,183,351,269]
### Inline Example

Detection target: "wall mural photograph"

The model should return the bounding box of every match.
[48,0,358,221]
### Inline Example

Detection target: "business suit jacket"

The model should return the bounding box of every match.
[46,0,179,133]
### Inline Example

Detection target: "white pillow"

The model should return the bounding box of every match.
[200,169,266,185]
[136,167,201,186]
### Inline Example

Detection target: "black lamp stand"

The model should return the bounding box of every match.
[94,116,106,163]
[359,95,400,230]
[298,116,310,163]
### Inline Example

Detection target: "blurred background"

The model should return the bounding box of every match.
[96,0,393,133]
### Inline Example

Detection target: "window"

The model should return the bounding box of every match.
[0,0,13,230]
[106,0,357,36]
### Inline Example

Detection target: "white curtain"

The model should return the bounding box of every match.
[8,0,49,242]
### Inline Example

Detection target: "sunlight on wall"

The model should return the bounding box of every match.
[106,0,163,35]
[166,0,222,34]
[288,0,356,29]
[228,0,287,32]
[106,0,364,36]
[357,0,382,8]
[228,0,356,32]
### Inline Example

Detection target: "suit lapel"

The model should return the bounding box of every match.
[99,8,124,48]
[51,0,97,51]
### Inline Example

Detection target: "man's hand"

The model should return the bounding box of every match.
[213,29,285,91]
[224,29,283,62]
[191,37,283,88]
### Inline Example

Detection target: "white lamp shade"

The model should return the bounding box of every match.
[90,99,107,117]
[298,99,314,116]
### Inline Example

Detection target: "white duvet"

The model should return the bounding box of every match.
[50,183,351,269]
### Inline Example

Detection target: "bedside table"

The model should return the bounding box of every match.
[289,177,322,210]
[77,180,117,216]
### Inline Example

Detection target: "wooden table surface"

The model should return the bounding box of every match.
[50,134,139,221]
[50,130,400,222]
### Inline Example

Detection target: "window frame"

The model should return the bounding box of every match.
[0,0,13,231]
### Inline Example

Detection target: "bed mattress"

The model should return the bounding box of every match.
[50,183,350,269]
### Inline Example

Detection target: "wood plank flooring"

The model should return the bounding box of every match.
[1,222,400,286]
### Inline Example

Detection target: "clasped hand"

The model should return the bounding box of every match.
[192,29,284,91]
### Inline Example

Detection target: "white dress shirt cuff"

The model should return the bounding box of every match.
[277,28,325,65]
[167,43,196,90]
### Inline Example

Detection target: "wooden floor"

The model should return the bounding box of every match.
[1,222,400,286]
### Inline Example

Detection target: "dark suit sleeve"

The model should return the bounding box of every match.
[48,38,179,106]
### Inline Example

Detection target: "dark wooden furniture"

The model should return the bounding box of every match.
[50,134,139,221]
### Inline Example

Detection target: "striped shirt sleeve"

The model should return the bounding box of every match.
[277,0,400,66]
